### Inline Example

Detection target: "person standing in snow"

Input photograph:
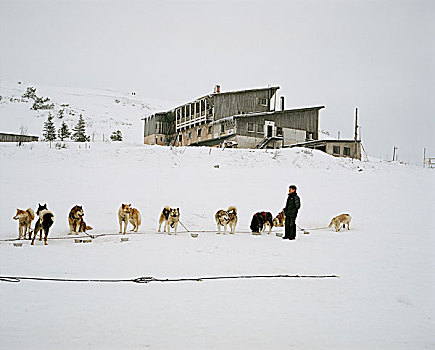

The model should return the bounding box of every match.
[283,185,300,240]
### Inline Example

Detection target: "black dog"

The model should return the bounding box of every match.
[31,203,54,245]
[250,211,273,234]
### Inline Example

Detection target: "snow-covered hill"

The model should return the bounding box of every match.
[0,80,178,143]
[0,141,433,349]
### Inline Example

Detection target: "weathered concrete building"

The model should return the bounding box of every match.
[143,86,324,149]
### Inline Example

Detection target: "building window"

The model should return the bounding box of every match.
[333,145,340,155]
[178,134,182,142]
[208,126,212,134]
[221,124,225,134]
[258,98,268,106]
[343,147,351,156]
[276,127,283,136]
[247,123,254,132]
[307,132,313,140]
[257,124,264,133]
[188,131,192,140]
[197,128,202,137]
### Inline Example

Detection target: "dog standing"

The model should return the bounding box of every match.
[215,206,238,234]
[129,207,141,232]
[68,205,84,235]
[250,211,273,234]
[272,209,285,227]
[13,208,35,239]
[31,203,54,245]
[118,204,131,234]
[158,206,180,235]
[329,214,352,232]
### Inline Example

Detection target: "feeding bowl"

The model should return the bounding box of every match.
[303,230,310,234]
[120,237,129,242]
[252,232,261,236]
[82,239,92,243]
[74,239,83,243]
[13,242,23,247]
[275,232,283,237]
[190,233,198,238]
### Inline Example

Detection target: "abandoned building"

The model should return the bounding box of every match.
[143,85,361,159]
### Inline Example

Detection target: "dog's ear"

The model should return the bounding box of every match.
[129,203,131,207]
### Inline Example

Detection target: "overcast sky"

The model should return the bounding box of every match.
[1,0,434,164]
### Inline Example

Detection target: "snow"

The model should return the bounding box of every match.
[0,82,434,349]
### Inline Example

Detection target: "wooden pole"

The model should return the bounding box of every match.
[423,148,426,167]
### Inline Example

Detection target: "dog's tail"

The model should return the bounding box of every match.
[42,212,54,231]
[328,220,334,228]
[26,208,35,221]
[227,205,237,214]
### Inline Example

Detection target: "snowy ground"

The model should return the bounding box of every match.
[0,142,434,349]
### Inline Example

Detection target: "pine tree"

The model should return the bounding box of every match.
[71,115,90,142]
[110,130,123,141]
[58,121,71,141]
[42,113,56,142]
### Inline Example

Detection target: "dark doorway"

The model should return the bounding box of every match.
[267,125,273,137]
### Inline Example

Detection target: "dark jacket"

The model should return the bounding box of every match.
[284,192,301,218]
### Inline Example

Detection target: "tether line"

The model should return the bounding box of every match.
[0,274,339,284]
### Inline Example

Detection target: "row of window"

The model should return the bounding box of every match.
[333,145,351,156]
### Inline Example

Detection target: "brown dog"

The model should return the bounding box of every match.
[329,214,352,232]
[68,205,84,235]
[118,204,131,234]
[129,207,141,232]
[13,208,35,239]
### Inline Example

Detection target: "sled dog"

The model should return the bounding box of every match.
[250,211,274,234]
[329,214,352,232]
[272,209,285,227]
[118,204,131,234]
[68,205,85,235]
[215,206,238,234]
[31,203,54,245]
[158,206,180,235]
[129,207,141,232]
[13,208,35,239]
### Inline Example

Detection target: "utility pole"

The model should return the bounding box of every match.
[337,131,340,140]
[354,108,358,159]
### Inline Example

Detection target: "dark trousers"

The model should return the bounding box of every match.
[285,217,296,239]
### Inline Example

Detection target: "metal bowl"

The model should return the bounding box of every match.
[252,232,261,235]
[82,239,92,243]
[191,233,198,238]
[13,242,23,247]
[275,232,283,237]
[120,237,129,242]
[74,239,83,243]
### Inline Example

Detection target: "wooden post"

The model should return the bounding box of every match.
[423,148,426,167]
[392,146,397,161]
